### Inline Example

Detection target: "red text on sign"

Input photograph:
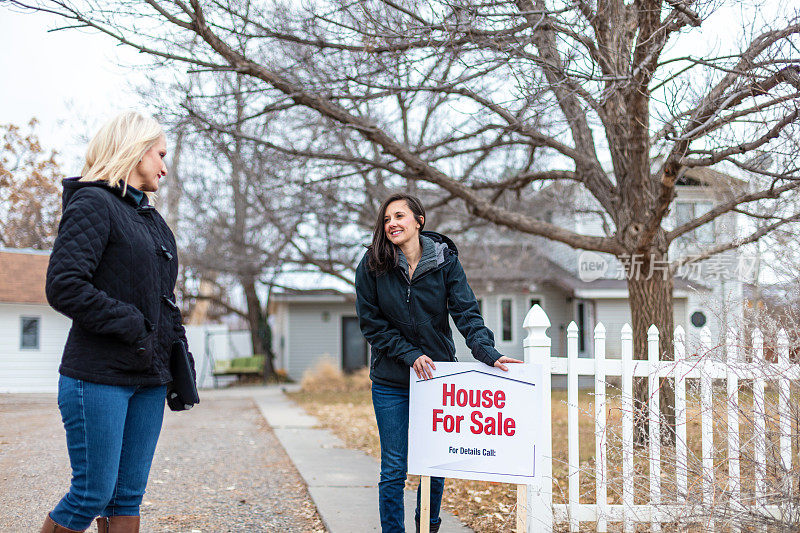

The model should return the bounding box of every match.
[470,411,516,436]
[442,383,506,408]
[432,409,464,432]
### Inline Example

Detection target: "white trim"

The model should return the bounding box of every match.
[271,294,352,304]
[574,289,693,299]
[284,305,291,374]
[0,247,51,256]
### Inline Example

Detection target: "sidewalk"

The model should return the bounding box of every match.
[0,390,325,533]
[216,386,473,533]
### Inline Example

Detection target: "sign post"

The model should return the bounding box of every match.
[516,484,528,531]
[420,475,430,533]
[408,362,543,531]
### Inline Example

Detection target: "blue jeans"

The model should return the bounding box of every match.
[372,382,444,533]
[49,376,166,531]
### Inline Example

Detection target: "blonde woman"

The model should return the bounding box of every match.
[41,112,193,533]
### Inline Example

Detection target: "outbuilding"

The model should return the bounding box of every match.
[0,248,70,393]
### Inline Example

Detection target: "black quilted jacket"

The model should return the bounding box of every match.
[46,177,192,386]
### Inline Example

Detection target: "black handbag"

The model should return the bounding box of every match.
[167,339,200,411]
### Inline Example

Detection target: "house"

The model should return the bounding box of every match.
[271,166,750,376]
[0,248,70,392]
[269,289,366,382]
[450,240,709,360]
[0,248,223,393]
[449,166,746,358]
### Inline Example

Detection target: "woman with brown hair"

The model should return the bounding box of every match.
[355,192,521,533]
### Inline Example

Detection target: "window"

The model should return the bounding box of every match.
[21,317,40,350]
[674,201,714,243]
[501,298,513,342]
[694,202,714,243]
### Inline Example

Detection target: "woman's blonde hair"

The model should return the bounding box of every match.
[81,111,164,195]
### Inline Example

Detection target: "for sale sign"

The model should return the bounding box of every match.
[407,362,542,484]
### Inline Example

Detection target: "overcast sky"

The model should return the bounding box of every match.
[0,1,787,172]
[0,2,794,288]
[0,6,148,172]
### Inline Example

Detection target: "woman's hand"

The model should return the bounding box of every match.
[494,356,523,371]
[413,355,437,380]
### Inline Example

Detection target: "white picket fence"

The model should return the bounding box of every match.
[522,304,799,532]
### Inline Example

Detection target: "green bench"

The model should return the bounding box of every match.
[213,355,265,377]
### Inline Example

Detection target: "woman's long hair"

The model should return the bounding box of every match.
[80,111,163,196]
[366,193,426,274]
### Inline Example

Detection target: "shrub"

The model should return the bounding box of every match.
[300,357,372,393]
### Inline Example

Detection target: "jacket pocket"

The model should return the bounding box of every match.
[370,348,384,370]
[428,330,455,361]
[129,330,155,372]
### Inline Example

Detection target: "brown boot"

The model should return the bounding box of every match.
[95,517,109,533]
[40,514,85,532]
[105,516,139,533]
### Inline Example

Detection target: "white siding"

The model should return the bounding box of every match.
[452,289,568,361]
[595,298,687,357]
[540,286,570,357]
[0,303,70,393]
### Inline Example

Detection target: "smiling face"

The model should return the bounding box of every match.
[129,135,167,192]
[384,199,423,247]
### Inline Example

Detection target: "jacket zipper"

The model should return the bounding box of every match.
[407,282,419,346]
[401,254,448,354]
[403,257,448,348]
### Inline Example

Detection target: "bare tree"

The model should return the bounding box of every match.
[0,119,63,249]
[146,70,377,378]
[15,0,800,360]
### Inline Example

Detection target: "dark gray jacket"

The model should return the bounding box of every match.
[355,231,502,388]
[46,177,192,386]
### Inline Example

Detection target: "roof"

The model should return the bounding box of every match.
[677,166,748,188]
[271,288,355,303]
[0,248,51,305]
[458,241,709,296]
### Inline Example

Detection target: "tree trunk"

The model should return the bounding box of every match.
[626,250,675,445]
[164,128,185,232]
[242,276,275,380]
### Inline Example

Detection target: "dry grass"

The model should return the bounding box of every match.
[288,365,800,532]
[299,357,372,393]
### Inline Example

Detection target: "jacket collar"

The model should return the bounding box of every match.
[397,235,447,282]
[61,177,147,209]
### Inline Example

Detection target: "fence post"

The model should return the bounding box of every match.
[523,304,552,532]
[567,322,579,532]
[777,329,791,501]
[726,326,741,528]
[621,324,634,533]
[699,326,715,531]
[594,323,608,532]
[673,326,688,508]
[647,325,661,532]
